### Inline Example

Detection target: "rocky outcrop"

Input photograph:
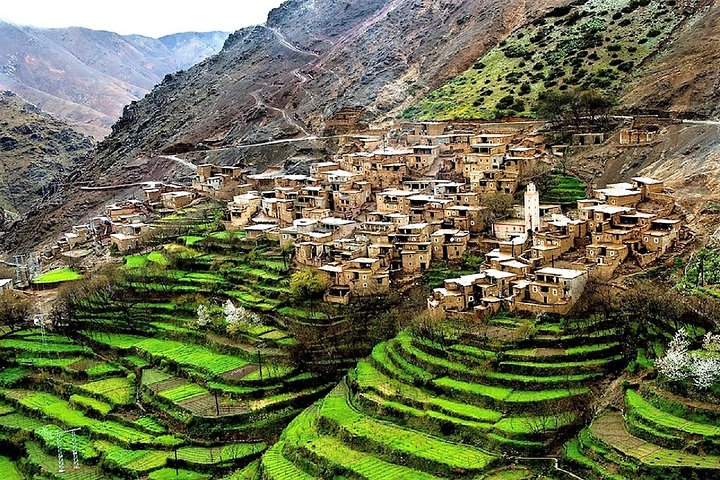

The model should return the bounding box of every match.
[623,0,720,119]
[0,91,93,217]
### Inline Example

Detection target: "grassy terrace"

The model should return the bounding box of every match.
[258,314,623,478]
[541,174,587,206]
[564,382,720,479]
[0,213,348,479]
[32,268,83,285]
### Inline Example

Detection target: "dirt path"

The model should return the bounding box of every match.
[250,90,310,136]
[266,26,320,58]
[158,155,196,171]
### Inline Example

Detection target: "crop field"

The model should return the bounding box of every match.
[564,381,720,478]
[0,221,341,479]
[259,314,624,478]
[32,268,84,285]
[541,175,587,205]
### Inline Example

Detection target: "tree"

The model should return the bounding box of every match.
[480,193,514,225]
[0,291,32,332]
[533,87,614,130]
[290,268,331,302]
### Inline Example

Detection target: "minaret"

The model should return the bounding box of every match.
[524,182,540,233]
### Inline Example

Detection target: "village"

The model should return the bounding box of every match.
[28,117,684,318]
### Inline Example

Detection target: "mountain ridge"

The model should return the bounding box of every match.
[0,21,228,138]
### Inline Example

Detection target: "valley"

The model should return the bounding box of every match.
[1,0,720,479]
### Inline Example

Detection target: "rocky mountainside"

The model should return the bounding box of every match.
[94,0,568,170]
[0,91,92,225]
[0,22,228,138]
[406,0,715,120]
[623,0,720,118]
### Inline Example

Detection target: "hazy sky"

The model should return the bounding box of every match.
[0,0,286,37]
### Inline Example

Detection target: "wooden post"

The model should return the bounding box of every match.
[257,349,263,381]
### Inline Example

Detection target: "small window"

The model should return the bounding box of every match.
[654,238,659,244]
[553,289,558,295]
[468,296,474,302]
[363,283,368,288]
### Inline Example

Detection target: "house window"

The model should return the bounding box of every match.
[610,251,616,257]
[553,289,557,295]
[282,234,288,239]
[654,238,659,244]
[533,286,538,292]
[363,283,368,288]
[468,296,474,302]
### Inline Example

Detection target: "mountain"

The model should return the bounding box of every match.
[0,22,228,138]
[0,91,92,229]
[405,0,714,120]
[622,1,720,119]
[93,0,568,169]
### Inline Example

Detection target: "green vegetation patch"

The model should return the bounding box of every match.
[0,456,21,480]
[32,268,83,284]
[406,0,684,120]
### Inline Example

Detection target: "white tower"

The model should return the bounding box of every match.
[524,183,540,233]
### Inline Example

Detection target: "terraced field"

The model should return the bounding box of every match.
[0,221,344,478]
[259,314,624,478]
[565,382,720,479]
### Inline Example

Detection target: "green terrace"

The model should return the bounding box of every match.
[258,313,625,478]
[32,268,84,285]
[564,382,720,479]
[0,330,291,479]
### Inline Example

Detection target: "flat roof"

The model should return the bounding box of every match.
[322,217,356,226]
[372,147,413,155]
[500,260,529,269]
[535,267,586,279]
[244,224,276,231]
[632,176,663,185]
[596,188,641,197]
[400,223,429,230]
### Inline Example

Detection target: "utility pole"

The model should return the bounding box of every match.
[56,433,64,474]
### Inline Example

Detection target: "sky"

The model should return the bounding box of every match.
[0,0,286,37]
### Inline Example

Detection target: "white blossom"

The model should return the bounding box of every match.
[224,300,240,325]
[690,355,720,390]
[657,329,720,390]
[656,329,692,383]
[196,304,212,327]
[223,300,261,328]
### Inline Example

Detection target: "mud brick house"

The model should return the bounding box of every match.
[161,191,194,211]
[427,269,517,315]
[513,267,588,315]
[321,257,390,304]
[227,193,262,229]
[193,164,244,199]
[430,229,470,261]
